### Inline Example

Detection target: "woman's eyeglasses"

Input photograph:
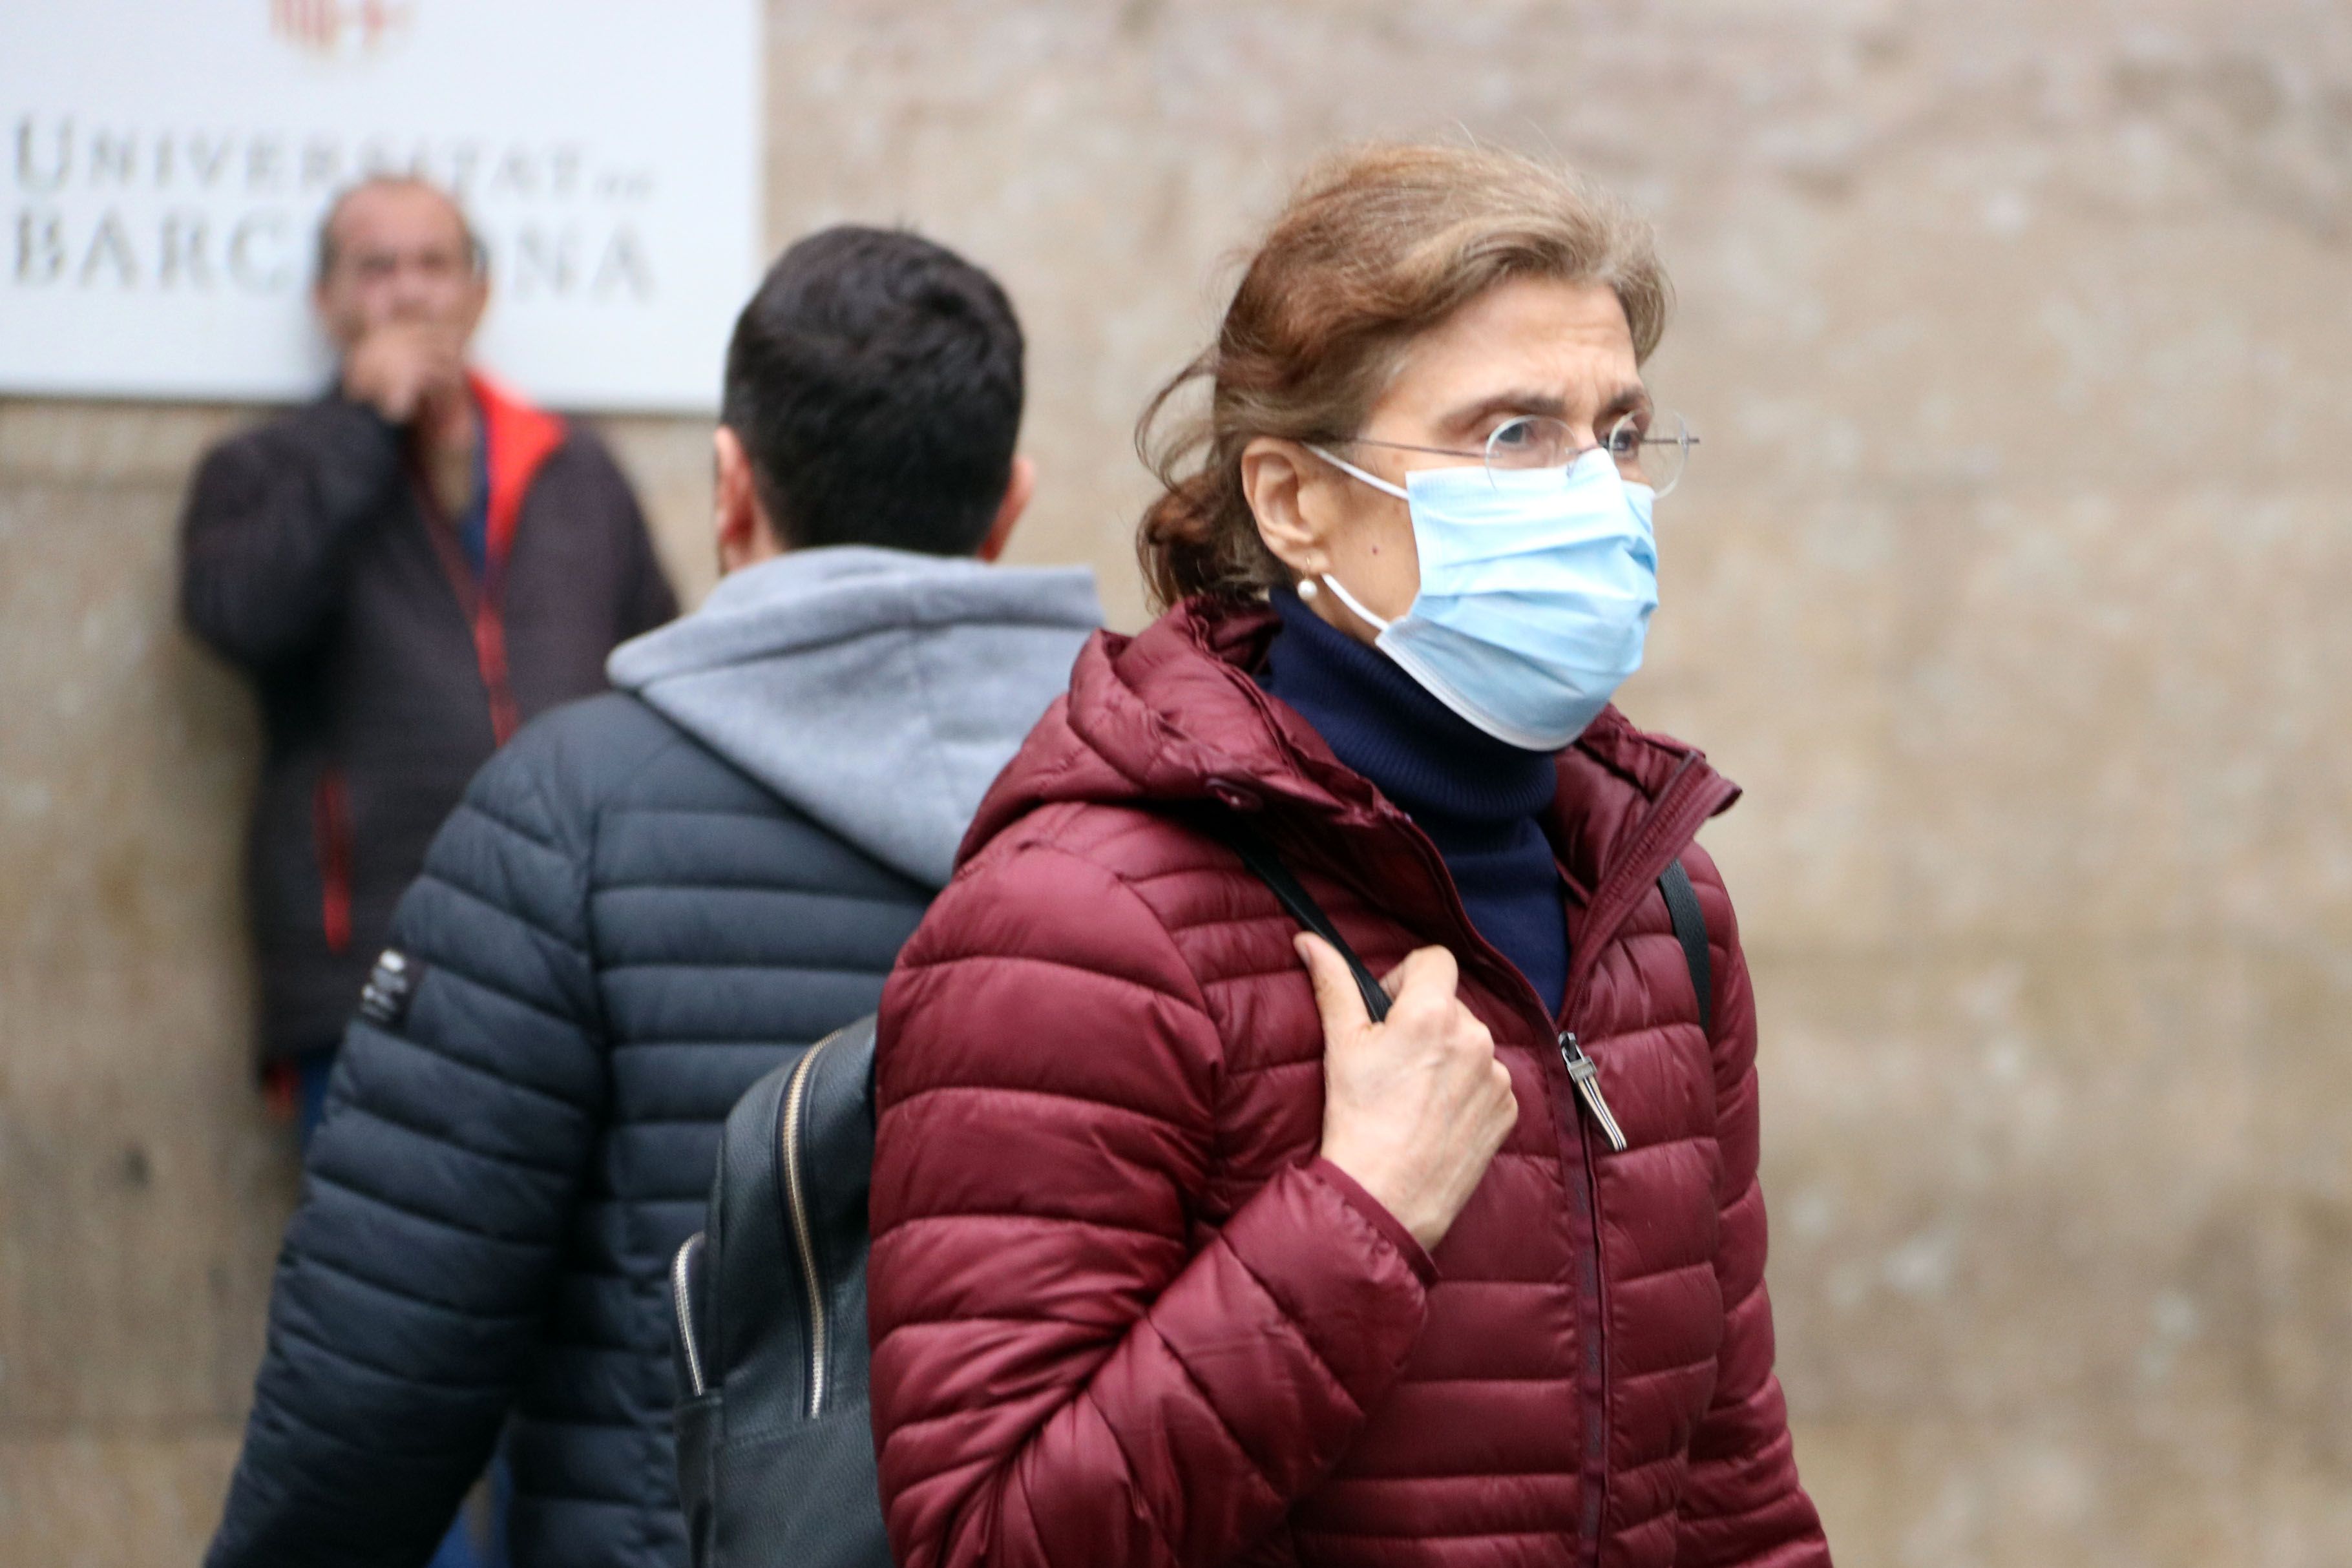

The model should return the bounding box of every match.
[1342,411,1696,498]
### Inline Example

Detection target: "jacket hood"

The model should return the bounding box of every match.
[608,546,1101,888]
[960,597,1737,896]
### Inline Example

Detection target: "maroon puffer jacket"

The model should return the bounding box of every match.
[870,598,1829,1568]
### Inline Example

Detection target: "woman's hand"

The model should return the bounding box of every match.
[1298,934,1518,1253]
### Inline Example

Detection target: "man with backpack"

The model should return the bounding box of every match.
[204,225,1102,1568]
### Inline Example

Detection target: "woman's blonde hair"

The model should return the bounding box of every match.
[1136,141,1672,608]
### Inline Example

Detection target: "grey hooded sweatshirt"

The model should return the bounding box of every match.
[608,544,1102,888]
[208,544,1100,1568]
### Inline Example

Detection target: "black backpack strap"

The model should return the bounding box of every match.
[1657,858,1712,1037]
[1205,810,1706,1041]
[1197,811,1391,1024]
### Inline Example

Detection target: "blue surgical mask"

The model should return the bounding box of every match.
[1307,444,1658,751]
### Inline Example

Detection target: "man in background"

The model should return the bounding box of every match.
[203,225,1101,1568]
[180,174,676,1142]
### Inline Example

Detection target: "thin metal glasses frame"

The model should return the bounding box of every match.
[1339,411,1697,497]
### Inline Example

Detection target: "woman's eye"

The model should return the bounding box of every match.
[1484,415,1575,470]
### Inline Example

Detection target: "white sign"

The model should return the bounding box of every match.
[0,1,760,412]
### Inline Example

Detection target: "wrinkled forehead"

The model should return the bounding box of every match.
[1374,277,1644,433]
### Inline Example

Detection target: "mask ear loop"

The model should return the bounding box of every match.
[1299,445,1405,633]
[1305,444,1409,500]
[1314,570,1392,634]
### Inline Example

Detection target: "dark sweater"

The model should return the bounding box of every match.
[1258,589,1568,1014]
[180,395,677,1060]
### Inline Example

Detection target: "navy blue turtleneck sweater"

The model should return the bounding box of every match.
[1257,589,1568,1016]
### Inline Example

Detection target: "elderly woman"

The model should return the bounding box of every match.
[867,143,1830,1568]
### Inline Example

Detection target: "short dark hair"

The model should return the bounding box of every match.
[720,226,1025,557]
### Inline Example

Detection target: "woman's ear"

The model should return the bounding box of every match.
[1241,437,1333,581]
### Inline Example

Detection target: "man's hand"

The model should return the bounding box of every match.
[341,324,467,426]
[1301,936,1518,1254]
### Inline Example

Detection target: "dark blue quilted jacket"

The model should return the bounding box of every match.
[207,548,1101,1568]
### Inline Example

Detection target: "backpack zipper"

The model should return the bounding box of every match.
[780,1036,835,1417]
[670,1233,708,1398]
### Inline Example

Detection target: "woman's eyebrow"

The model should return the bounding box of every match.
[1440,382,1652,434]
[1440,390,1570,432]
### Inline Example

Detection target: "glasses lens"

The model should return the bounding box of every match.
[1610,410,1690,497]
[1483,415,1577,483]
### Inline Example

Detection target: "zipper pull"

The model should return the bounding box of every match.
[1559,1032,1629,1153]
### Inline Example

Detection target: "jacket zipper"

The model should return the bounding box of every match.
[1330,751,1724,1568]
[670,1233,708,1399]
[1374,820,1613,1567]
[781,1036,834,1418]
[1553,750,1728,1568]
[1558,1033,1628,1152]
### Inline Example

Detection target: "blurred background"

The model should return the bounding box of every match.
[4,1,2349,1562]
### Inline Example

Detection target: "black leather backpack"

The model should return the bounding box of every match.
[671,1015,892,1568]
[667,815,1714,1567]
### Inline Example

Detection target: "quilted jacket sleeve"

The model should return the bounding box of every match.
[1670,845,1831,1567]
[206,721,610,1568]
[180,400,406,669]
[869,839,1438,1568]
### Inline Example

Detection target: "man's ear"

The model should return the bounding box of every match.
[713,426,780,574]
[975,454,1035,563]
[1239,437,1332,580]
[454,269,490,342]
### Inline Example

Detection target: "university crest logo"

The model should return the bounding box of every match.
[269,0,415,59]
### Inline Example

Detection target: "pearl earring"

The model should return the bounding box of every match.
[1297,578,1321,601]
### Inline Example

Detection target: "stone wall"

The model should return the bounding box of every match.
[4,1,2349,1562]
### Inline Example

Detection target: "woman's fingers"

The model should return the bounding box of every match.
[1310,939,1517,1253]
[1294,933,1370,1036]
[1378,945,1458,1009]
[1297,937,1464,1032]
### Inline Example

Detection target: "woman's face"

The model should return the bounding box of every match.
[1244,276,1647,641]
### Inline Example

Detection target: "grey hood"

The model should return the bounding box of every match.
[607,545,1102,888]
